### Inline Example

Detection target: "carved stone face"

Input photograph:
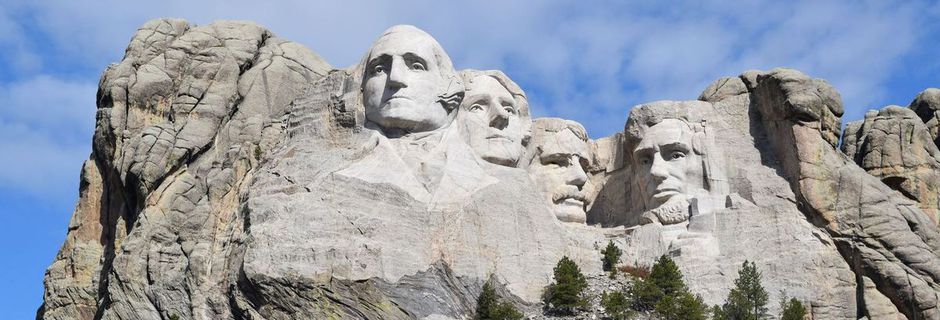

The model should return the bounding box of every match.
[363,27,452,132]
[528,128,589,223]
[632,119,705,212]
[458,75,526,166]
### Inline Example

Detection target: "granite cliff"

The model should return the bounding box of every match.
[39,19,940,319]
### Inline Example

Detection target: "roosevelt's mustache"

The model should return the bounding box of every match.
[552,186,587,204]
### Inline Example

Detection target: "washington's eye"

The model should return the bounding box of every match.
[670,151,686,160]
[373,65,385,74]
[411,62,426,71]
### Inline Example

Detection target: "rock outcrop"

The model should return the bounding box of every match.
[39,18,330,320]
[753,69,940,319]
[842,105,940,224]
[40,19,940,320]
[911,88,940,146]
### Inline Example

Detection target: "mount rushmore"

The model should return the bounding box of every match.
[38,19,940,319]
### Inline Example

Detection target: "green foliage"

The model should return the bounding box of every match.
[629,255,686,311]
[715,260,770,320]
[626,255,709,318]
[542,256,588,315]
[712,305,724,319]
[601,241,623,273]
[648,255,686,297]
[780,298,806,320]
[475,281,523,320]
[628,274,662,311]
[655,291,708,320]
[601,290,632,320]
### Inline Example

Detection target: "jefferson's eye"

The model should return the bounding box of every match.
[669,151,686,160]
[373,65,385,74]
[469,104,485,112]
[411,62,426,71]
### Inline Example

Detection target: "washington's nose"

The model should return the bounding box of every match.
[489,106,509,130]
[649,153,669,181]
[387,58,408,88]
[565,156,588,188]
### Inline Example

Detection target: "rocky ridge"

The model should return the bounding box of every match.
[39,19,940,320]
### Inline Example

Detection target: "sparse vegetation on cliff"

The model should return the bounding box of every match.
[542,256,588,315]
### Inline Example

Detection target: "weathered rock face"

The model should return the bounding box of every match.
[842,105,940,224]
[39,18,331,320]
[911,88,940,146]
[41,19,940,320]
[752,69,940,319]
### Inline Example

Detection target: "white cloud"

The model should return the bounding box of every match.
[0,5,41,75]
[0,0,937,141]
[0,75,96,198]
[0,121,88,199]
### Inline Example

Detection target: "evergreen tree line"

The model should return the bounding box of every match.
[473,240,808,319]
[543,241,809,319]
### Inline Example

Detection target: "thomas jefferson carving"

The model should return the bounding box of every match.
[456,70,531,166]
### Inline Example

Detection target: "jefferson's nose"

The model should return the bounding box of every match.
[387,58,408,89]
[489,105,510,130]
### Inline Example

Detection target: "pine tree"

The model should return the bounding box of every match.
[716,260,769,320]
[601,240,623,275]
[476,281,499,319]
[627,255,709,317]
[542,256,588,315]
[629,274,662,311]
[655,291,708,320]
[475,281,523,320]
[601,291,632,320]
[780,297,806,320]
[648,255,686,297]
[629,255,685,311]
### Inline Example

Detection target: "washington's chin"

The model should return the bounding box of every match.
[479,148,523,167]
[553,199,586,223]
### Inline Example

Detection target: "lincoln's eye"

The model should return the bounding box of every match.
[640,157,651,165]
[411,62,426,71]
[504,106,516,115]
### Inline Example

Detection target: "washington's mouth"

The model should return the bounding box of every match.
[558,198,584,207]
[554,194,586,207]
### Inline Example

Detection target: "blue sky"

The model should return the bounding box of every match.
[2,0,939,318]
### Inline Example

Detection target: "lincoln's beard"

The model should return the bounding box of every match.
[643,195,690,225]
